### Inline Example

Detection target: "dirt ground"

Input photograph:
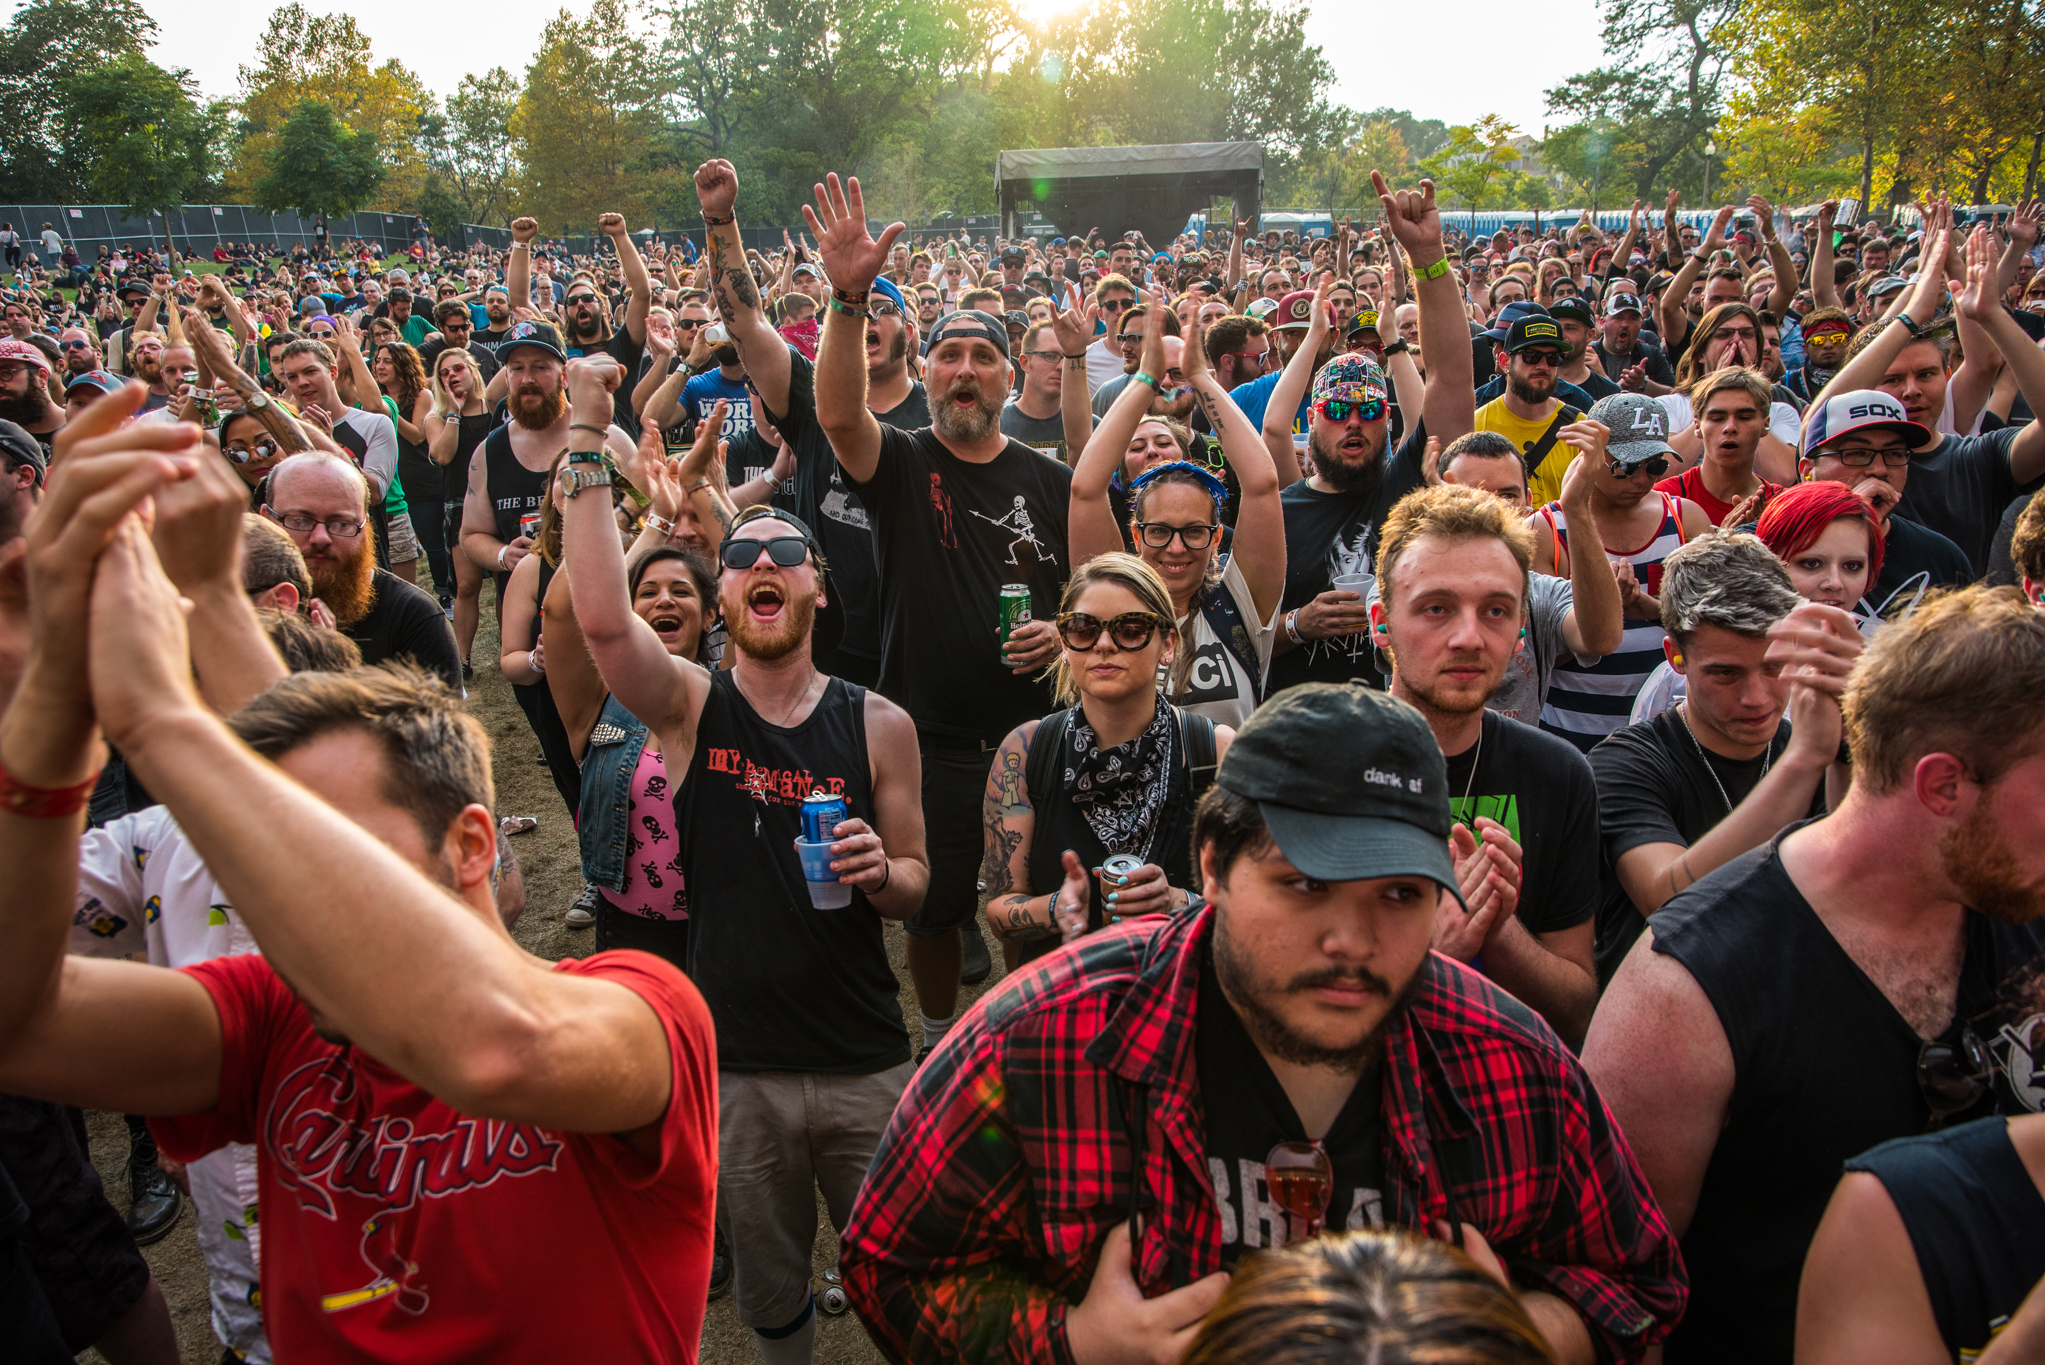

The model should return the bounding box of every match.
[80,602,1009,1364]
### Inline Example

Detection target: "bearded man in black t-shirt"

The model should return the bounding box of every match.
[806,170,1073,1059]
[505,212,650,434]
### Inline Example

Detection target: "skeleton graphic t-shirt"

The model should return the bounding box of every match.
[853,423,1072,742]
[1267,425,1429,695]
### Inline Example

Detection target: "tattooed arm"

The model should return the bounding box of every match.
[979,723,1060,944]
[693,159,793,417]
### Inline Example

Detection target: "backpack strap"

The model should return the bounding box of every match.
[1521,404,1581,478]
[1175,708,1220,805]
[1025,707,1074,807]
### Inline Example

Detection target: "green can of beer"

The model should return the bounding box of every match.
[998,584,1032,649]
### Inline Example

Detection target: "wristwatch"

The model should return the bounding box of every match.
[560,464,613,498]
[243,389,270,410]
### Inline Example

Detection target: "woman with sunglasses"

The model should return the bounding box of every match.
[530,424,722,946]
[981,554,1234,969]
[1069,306,1285,726]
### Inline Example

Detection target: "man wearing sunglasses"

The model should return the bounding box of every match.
[1798,389,1971,606]
[1475,314,1586,508]
[54,326,99,380]
[1588,584,2045,1364]
[1082,274,1139,394]
[845,685,1685,1365]
[420,298,500,382]
[507,212,652,436]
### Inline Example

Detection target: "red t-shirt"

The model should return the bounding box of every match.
[1654,463,1779,527]
[154,950,717,1362]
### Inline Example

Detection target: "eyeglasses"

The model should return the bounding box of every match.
[868,302,902,319]
[1517,350,1565,369]
[223,438,280,465]
[1115,332,1142,347]
[1609,455,1671,479]
[566,294,599,307]
[1055,610,1165,651]
[308,329,335,339]
[1805,330,1851,345]
[1315,398,1386,423]
[1264,1140,1333,1245]
[1826,446,1913,468]
[674,319,703,330]
[1918,1021,1995,1127]
[720,535,810,570]
[1136,521,1220,551]
[58,338,91,351]
[1228,351,1269,370]
[1024,349,1063,362]
[443,321,470,332]
[269,509,366,538]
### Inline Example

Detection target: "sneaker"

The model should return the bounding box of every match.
[460,657,474,681]
[565,882,599,928]
[125,1155,182,1246]
[707,1228,732,1299]
[960,921,992,985]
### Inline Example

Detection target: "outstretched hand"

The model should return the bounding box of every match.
[799,173,903,295]
[1373,171,1444,260]
[694,160,738,219]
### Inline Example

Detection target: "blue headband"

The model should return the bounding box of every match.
[1131,460,1229,508]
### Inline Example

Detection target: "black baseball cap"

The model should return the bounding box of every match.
[1502,314,1567,355]
[0,419,47,485]
[1215,685,1465,902]
[999,245,1026,265]
[925,309,1011,359]
[1548,297,1595,327]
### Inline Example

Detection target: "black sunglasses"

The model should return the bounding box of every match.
[1056,610,1164,651]
[1918,1020,1997,1127]
[720,535,810,570]
[1610,454,1670,479]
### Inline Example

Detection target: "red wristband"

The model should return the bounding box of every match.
[0,758,101,818]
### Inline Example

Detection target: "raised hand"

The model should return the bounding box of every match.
[1703,205,1736,252]
[1746,194,1778,241]
[597,212,627,239]
[798,173,903,295]
[1049,297,1096,358]
[1373,171,1445,261]
[1956,226,1996,323]
[510,217,538,246]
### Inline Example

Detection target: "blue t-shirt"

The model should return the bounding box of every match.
[1230,370,1310,446]
[682,370,754,443]
[468,302,490,330]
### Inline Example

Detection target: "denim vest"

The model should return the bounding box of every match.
[577,693,649,893]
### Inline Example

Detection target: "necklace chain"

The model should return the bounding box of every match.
[1678,702,1767,815]
[1458,717,1483,821]
[740,669,820,729]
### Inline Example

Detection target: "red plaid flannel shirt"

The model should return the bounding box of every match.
[841,906,1685,1363]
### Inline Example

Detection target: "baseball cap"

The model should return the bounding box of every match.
[1589,393,1677,467]
[116,280,151,300]
[64,368,122,398]
[791,262,819,278]
[1479,300,1548,341]
[1311,353,1388,409]
[925,309,1010,359]
[1002,309,1029,329]
[1866,275,1909,300]
[1271,289,1318,332]
[1604,291,1645,317]
[0,419,46,484]
[1346,309,1381,339]
[497,320,565,363]
[867,276,907,316]
[1800,388,1930,456]
[1214,684,1464,900]
[0,336,49,374]
[1245,297,1280,320]
[1502,314,1566,355]
[1548,297,1595,327]
[999,246,1025,265]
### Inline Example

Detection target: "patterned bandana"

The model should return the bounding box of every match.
[1062,695,1177,857]
[1310,352,1388,408]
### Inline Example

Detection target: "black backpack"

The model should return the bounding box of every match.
[1024,705,1220,815]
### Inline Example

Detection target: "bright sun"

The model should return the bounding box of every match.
[1014,0,1093,25]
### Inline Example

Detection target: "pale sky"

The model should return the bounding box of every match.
[37,0,1595,135]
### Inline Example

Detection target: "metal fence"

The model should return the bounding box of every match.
[1,204,431,257]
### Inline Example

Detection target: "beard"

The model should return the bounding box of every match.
[1399,653,1502,716]
[723,583,817,662]
[566,309,605,343]
[0,387,51,427]
[1307,424,1385,497]
[931,373,1003,444]
[1507,369,1555,405]
[133,353,163,385]
[711,343,740,368]
[1213,909,1422,1070]
[1942,796,2045,925]
[65,353,94,377]
[485,302,509,325]
[308,539,378,628]
[511,383,569,431]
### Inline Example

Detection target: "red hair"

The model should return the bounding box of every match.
[1756,481,1884,586]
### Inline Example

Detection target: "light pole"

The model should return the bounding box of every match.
[1704,138,1717,207]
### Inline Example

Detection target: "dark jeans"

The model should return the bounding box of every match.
[907,740,997,938]
[399,451,451,599]
[595,897,691,973]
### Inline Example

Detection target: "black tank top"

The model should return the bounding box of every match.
[675,671,909,1075]
[1021,708,1199,968]
[483,423,552,548]
[512,557,579,817]
[1651,830,2045,1364]
[448,411,492,504]
[1845,1117,2045,1359]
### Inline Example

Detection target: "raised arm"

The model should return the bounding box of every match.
[1956,231,2045,482]
[1660,205,1732,344]
[1262,277,1331,468]
[1551,446,1624,658]
[694,160,792,415]
[665,399,741,544]
[1377,172,1474,444]
[539,566,608,763]
[1750,195,1797,319]
[1186,315,1285,622]
[506,217,537,315]
[1070,305,1163,564]
[1052,299,1099,470]
[1995,198,2042,299]
[560,358,712,744]
[1811,201,1841,312]
[183,308,313,456]
[1813,222,1953,410]
[599,212,651,345]
[631,327,677,426]
[801,173,904,485]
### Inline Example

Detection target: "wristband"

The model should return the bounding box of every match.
[686,480,713,495]
[1894,311,1923,337]
[1381,340,1410,357]
[826,296,867,318]
[1283,608,1303,645]
[569,422,608,438]
[1063,352,1087,359]
[874,858,891,894]
[831,287,869,306]
[496,544,509,570]
[1412,257,1451,282]
[1133,370,1159,390]
[701,212,735,227]
[643,510,678,538]
[0,758,102,819]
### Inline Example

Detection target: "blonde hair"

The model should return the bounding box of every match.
[431,347,485,417]
[1844,586,2045,793]
[1377,483,1534,610]
[1047,552,1176,706]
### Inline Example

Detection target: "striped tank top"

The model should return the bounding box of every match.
[1537,494,1688,753]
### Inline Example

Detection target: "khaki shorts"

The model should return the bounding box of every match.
[386,505,422,566]
[718,1062,913,1330]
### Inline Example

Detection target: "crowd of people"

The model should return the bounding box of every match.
[0,154,2040,1365]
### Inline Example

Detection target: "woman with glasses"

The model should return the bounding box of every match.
[979,553,1234,969]
[1069,306,1286,727]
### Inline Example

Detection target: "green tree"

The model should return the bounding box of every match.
[410,173,470,243]
[1421,116,1523,227]
[1542,120,1645,211]
[65,53,220,261]
[434,69,519,225]
[0,0,159,201]
[509,0,665,231]
[252,99,385,231]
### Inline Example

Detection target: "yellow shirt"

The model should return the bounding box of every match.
[1475,396,1582,507]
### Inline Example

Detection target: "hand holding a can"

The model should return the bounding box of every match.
[1099,858,1174,917]
[822,816,891,893]
[1002,616,1060,675]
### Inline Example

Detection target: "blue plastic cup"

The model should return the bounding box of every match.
[793,838,853,908]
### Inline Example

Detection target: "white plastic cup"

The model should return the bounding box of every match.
[1330,572,1370,596]
[793,838,853,909]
